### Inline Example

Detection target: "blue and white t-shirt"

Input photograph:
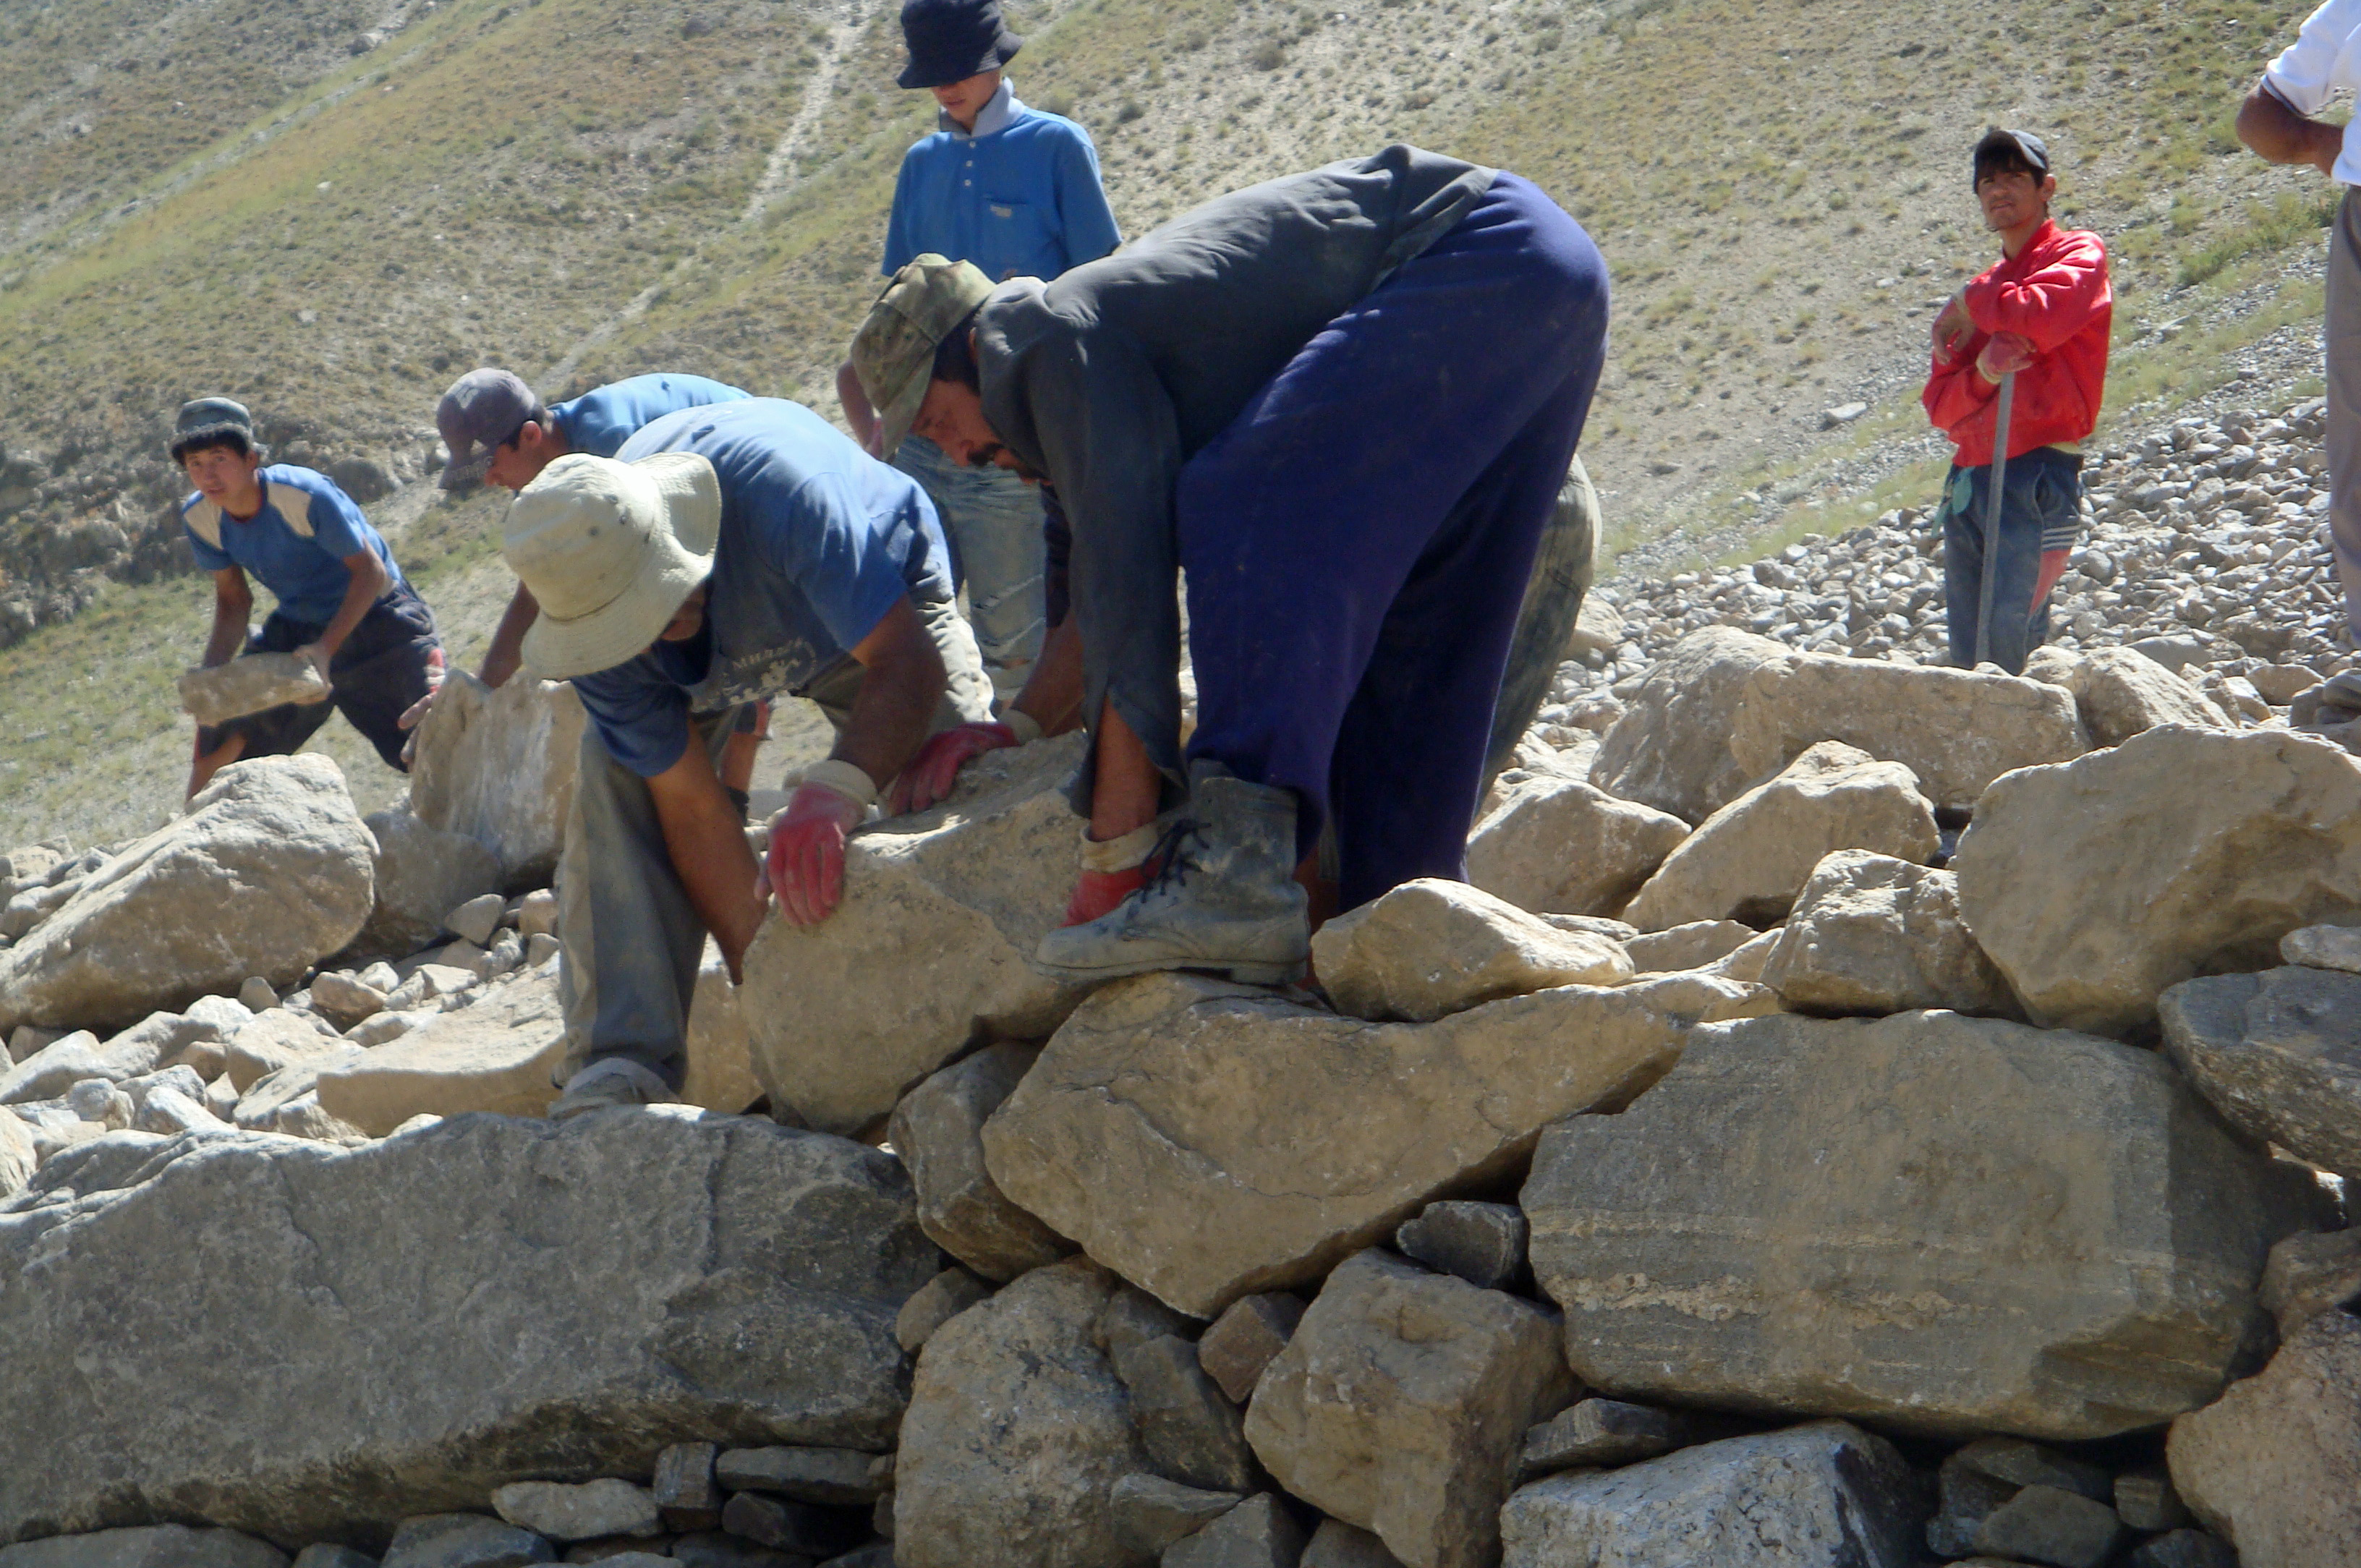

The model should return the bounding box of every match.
[550,373,752,459]
[181,464,404,625]
[570,399,958,777]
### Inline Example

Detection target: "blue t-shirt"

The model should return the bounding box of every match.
[181,464,404,625]
[571,399,958,777]
[550,373,752,459]
[884,87,1123,284]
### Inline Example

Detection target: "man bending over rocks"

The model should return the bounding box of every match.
[848,144,1609,986]
[1923,128,2111,675]
[174,396,443,798]
[499,397,994,1117]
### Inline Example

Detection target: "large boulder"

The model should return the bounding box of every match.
[2024,645,2227,748]
[682,944,760,1115]
[1619,742,1937,932]
[2160,966,2361,1178]
[408,670,584,890]
[1588,629,1792,825]
[1727,652,2089,813]
[2168,1310,2361,1564]
[1758,851,2015,1016]
[742,736,1090,1137]
[982,970,1772,1318]
[893,1257,1152,1568]
[351,811,503,960]
[1243,1250,1575,1568]
[312,971,566,1136]
[0,1109,936,1548]
[1498,1420,1926,1568]
[1310,879,1633,1023]
[1954,728,2361,1036]
[1523,1009,2322,1440]
[887,1044,1073,1282]
[0,757,375,1035]
[1464,778,1689,917]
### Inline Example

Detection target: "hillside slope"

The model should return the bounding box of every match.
[0,0,2337,845]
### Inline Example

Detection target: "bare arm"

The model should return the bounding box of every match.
[834,595,948,786]
[203,568,254,668]
[311,550,388,660]
[838,358,883,457]
[480,581,539,688]
[647,737,766,977]
[2237,85,2344,175]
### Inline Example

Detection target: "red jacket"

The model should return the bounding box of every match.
[1922,220,2111,466]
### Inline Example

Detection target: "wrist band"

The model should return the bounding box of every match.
[1003,709,1044,745]
[804,758,879,809]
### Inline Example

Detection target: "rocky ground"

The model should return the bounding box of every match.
[7,396,2361,1564]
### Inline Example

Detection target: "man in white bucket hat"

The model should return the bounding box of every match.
[503,397,993,1117]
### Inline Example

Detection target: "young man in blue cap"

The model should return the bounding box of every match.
[838,0,1121,698]
[173,396,443,797]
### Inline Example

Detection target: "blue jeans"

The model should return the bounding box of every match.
[1939,447,2082,676]
[893,433,1047,686]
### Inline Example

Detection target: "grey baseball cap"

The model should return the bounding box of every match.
[437,367,539,490]
[169,397,256,460]
[1973,127,2051,187]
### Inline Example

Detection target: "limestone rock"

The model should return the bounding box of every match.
[1518,1399,1696,1477]
[2025,645,2226,748]
[2169,1308,2361,1565]
[1300,1522,1403,1568]
[2282,921,2361,972]
[1524,1009,2322,1439]
[893,1266,991,1355]
[1094,1284,1193,1360]
[744,736,1092,1136]
[982,970,1770,1317]
[380,1514,552,1567]
[0,1114,30,1204]
[1242,1250,1575,1568]
[178,653,333,726]
[308,973,388,1031]
[2161,966,2361,1177]
[1313,880,1632,1023]
[0,1525,290,1566]
[1161,1495,1301,1568]
[225,1010,347,1093]
[1727,652,2090,813]
[1113,1334,1255,1494]
[1955,726,2361,1035]
[715,1445,880,1505]
[315,970,565,1135]
[683,944,759,1114]
[1973,1485,2122,1568]
[1619,742,1937,932]
[1588,628,1795,825]
[444,894,505,949]
[0,1018,201,1105]
[1196,1294,1306,1406]
[1620,920,1755,974]
[1759,851,2014,1015]
[888,1044,1071,1282]
[1393,1201,1526,1290]
[0,757,375,1034]
[1463,778,1689,917]
[1497,1420,1924,1568]
[2258,1228,2361,1336]
[893,1257,1153,1568]
[1107,1475,1241,1556]
[353,811,502,961]
[408,670,584,889]
[490,1480,658,1542]
[0,1110,936,1546]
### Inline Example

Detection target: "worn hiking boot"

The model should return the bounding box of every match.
[548,1057,680,1120]
[1034,766,1309,987]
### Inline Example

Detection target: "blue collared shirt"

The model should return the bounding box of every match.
[883,82,1123,283]
[550,373,752,459]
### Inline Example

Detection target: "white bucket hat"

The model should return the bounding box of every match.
[504,451,723,679]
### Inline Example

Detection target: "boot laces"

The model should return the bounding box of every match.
[1141,815,1205,896]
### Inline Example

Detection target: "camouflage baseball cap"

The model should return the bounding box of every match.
[850,255,995,460]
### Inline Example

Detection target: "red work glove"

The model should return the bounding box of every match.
[1060,822,1164,926]
[886,720,1021,816]
[1976,331,2036,382]
[765,765,875,927]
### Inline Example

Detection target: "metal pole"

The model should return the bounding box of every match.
[1973,370,2017,670]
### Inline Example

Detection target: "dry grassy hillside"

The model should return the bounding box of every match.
[0,0,2339,845]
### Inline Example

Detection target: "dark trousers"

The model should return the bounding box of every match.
[197,582,442,770]
[1939,448,2082,676]
[1177,172,1609,910]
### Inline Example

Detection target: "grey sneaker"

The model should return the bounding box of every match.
[1035,766,1309,987]
[548,1057,680,1120]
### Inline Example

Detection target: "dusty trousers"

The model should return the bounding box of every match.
[1177,171,1609,911]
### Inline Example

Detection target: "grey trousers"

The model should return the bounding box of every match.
[2328,188,2361,644]
[555,597,995,1087]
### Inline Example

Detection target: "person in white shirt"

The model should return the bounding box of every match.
[2239,0,2361,644]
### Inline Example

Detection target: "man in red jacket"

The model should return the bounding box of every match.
[1923,128,2111,675]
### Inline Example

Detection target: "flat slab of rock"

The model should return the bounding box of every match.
[409,670,584,889]
[1954,727,2361,1036]
[0,757,375,1034]
[1465,777,1690,917]
[313,971,565,1135]
[893,1258,1151,1568]
[1312,879,1632,1023]
[1524,1009,2322,1439]
[983,969,1771,1317]
[1498,1420,1924,1568]
[490,1478,657,1541]
[742,736,1090,1137]
[1759,851,2014,1015]
[2281,921,2361,972]
[2161,966,2361,1177]
[2169,1308,2361,1565]
[178,654,332,726]
[0,1525,289,1567]
[0,1110,936,1547]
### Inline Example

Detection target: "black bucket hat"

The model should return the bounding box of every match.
[898,0,1021,90]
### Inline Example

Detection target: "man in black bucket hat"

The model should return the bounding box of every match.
[896,0,1023,89]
